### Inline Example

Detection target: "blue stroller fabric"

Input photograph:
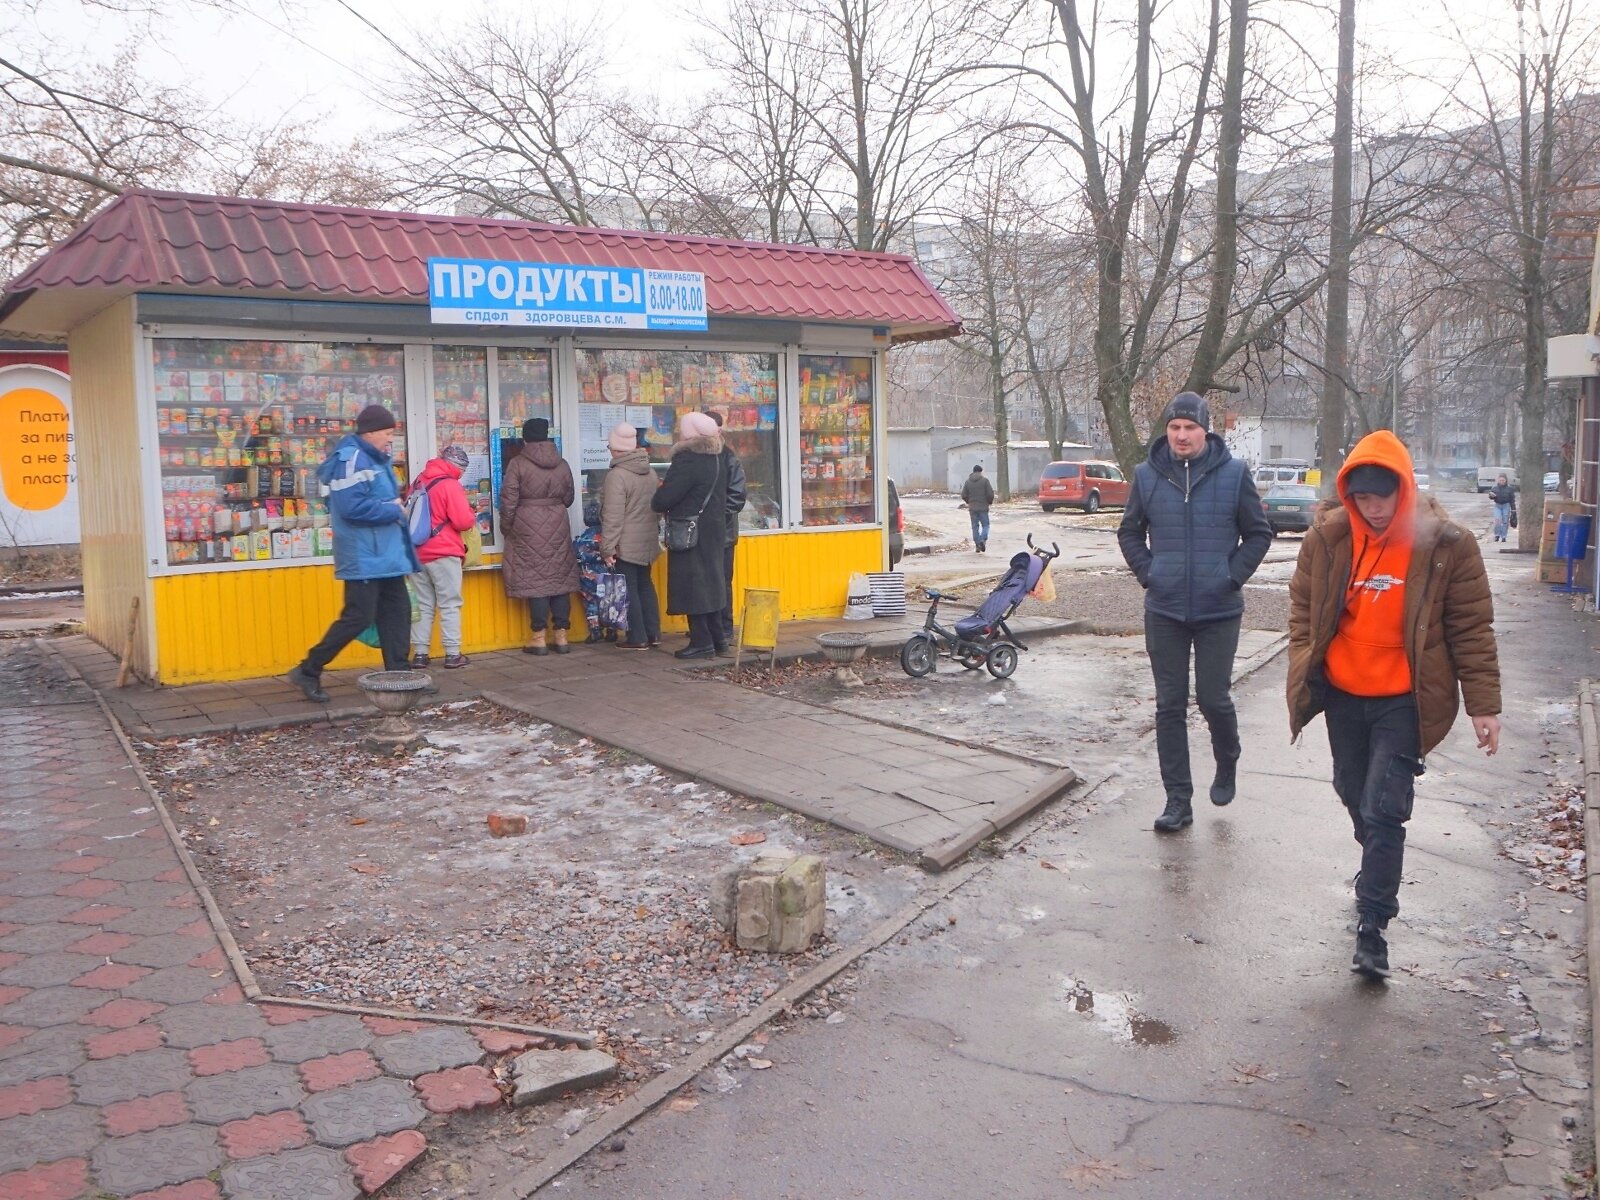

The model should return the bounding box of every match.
[955,551,1045,639]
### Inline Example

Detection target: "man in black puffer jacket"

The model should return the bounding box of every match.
[1118,392,1273,832]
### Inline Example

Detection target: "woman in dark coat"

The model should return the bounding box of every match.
[500,418,580,655]
[651,411,728,659]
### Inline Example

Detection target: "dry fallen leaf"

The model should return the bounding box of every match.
[349,818,369,826]
[1061,1159,1133,1190]
[350,863,382,875]
[1040,860,1061,871]
[729,832,767,846]
[635,905,649,919]
[667,1097,699,1113]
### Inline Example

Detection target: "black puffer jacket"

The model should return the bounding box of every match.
[1117,433,1272,624]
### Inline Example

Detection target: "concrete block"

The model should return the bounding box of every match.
[723,854,825,953]
[510,1048,619,1107]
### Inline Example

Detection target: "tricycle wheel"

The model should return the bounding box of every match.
[986,644,1019,679]
[958,646,986,670]
[900,635,937,678]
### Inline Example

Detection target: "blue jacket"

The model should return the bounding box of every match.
[318,434,420,582]
[1117,432,1272,624]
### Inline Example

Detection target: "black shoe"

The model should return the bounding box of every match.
[411,653,430,669]
[675,645,716,660]
[1153,798,1193,832]
[714,642,733,658]
[287,665,329,704]
[1209,758,1237,806]
[1352,923,1389,980]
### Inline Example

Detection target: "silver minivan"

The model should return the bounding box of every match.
[1476,466,1518,493]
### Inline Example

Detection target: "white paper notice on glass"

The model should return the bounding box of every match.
[578,403,626,471]
[625,405,652,428]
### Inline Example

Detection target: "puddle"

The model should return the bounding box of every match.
[1062,978,1178,1046]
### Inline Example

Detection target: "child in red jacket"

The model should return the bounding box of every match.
[409,446,479,668]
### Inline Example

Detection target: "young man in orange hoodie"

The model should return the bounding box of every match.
[1287,431,1502,981]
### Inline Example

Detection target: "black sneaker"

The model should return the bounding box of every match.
[1351,923,1389,980]
[287,664,329,704]
[1209,758,1237,806]
[1153,798,1193,832]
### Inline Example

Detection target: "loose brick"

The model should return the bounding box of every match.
[218,1110,312,1160]
[299,1050,381,1094]
[66,931,137,956]
[414,1065,502,1114]
[71,961,152,990]
[80,997,166,1029]
[0,1075,73,1119]
[188,1038,270,1076]
[260,1003,324,1025]
[0,1157,90,1200]
[473,1028,547,1055]
[345,1129,426,1194]
[103,1090,189,1136]
[86,1023,165,1059]
[360,1015,425,1036]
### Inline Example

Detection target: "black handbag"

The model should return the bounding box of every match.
[665,459,720,552]
[1509,507,1519,529]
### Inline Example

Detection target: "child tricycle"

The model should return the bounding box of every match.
[899,535,1059,680]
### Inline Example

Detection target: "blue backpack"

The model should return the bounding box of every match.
[405,478,447,547]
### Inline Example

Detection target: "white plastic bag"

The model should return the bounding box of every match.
[843,571,874,620]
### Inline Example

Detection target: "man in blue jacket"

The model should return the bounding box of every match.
[1117,392,1272,831]
[287,405,420,703]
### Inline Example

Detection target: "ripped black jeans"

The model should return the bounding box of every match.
[1324,687,1422,927]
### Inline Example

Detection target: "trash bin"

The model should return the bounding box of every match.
[1554,513,1591,561]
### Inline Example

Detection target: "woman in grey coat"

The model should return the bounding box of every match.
[500,418,580,655]
[599,422,662,650]
[651,411,728,659]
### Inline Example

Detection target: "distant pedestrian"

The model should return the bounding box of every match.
[600,421,662,650]
[500,418,580,656]
[1117,391,1272,831]
[960,464,994,552]
[407,445,478,669]
[1488,474,1516,543]
[704,409,748,641]
[652,411,728,659]
[1287,430,1501,981]
[287,405,418,703]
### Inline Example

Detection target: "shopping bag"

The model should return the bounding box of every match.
[597,570,630,633]
[462,521,484,569]
[1029,562,1057,602]
[843,571,873,620]
[356,623,382,648]
[1509,507,1519,530]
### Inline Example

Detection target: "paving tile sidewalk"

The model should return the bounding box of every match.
[0,640,553,1199]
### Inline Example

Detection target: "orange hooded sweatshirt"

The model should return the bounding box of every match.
[1323,431,1418,698]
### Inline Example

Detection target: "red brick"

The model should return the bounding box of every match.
[103,1090,189,1136]
[218,1110,311,1160]
[153,868,189,884]
[260,1003,324,1025]
[0,983,30,1007]
[345,1130,427,1194]
[128,1183,222,1200]
[54,877,120,899]
[187,947,227,970]
[413,1065,502,1114]
[0,1158,90,1200]
[87,1023,165,1058]
[61,903,133,925]
[298,1050,381,1093]
[473,1027,547,1055]
[0,1022,34,1051]
[361,1015,426,1036]
[188,1037,270,1076]
[0,1076,72,1119]
[52,855,110,875]
[203,983,244,1005]
[71,961,152,990]
[0,951,24,971]
[175,919,213,938]
[0,921,21,936]
[68,930,138,955]
[53,836,99,852]
[80,997,166,1028]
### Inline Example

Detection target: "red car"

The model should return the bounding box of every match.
[1038,460,1130,513]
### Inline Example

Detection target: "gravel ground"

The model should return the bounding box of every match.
[1017,564,1292,632]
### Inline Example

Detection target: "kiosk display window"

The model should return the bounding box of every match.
[798,354,875,526]
[151,339,406,567]
[431,347,494,537]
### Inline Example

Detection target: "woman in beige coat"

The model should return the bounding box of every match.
[599,422,661,649]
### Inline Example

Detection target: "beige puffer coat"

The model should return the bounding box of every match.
[600,448,661,567]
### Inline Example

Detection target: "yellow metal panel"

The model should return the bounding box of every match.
[67,299,153,677]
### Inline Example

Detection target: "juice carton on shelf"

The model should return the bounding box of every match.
[271,531,293,559]
[291,527,313,558]
[250,528,272,561]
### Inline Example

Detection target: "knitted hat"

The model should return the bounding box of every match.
[972,464,983,473]
[440,445,470,471]
[1160,391,1210,431]
[608,422,637,454]
[680,411,718,440]
[1344,464,1400,497]
[522,417,550,442]
[356,404,397,433]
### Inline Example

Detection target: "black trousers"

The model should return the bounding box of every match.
[687,611,722,650]
[1144,612,1242,803]
[528,594,571,632]
[618,559,660,646]
[720,542,737,640]
[303,577,410,674]
[1325,688,1421,927]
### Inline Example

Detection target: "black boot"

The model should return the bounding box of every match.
[1351,922,1389,980]
[1153,797,1193,832]
[1209,758,1237,806]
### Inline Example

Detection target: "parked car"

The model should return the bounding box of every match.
[1253,463,1311,489]
[1476,466,1519,492]
[1413,471,1430,491]
[887,478,904,567]
[1544,471,1561,494]
[1261,483,1320,536]
[1038,460,1130,513]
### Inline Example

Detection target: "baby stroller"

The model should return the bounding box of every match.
[900,535,1059,679]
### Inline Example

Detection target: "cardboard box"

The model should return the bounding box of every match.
[1540,498,1585,554]
[1538,558,1570,584]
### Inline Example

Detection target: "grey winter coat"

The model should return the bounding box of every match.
[960,472,995,510]
[651,436,728,616]
[1117,433,1272,625]
[499,440,580,598]
[600,448,661,567]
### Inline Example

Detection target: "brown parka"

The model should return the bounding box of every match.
[499,440,580,599]
[1287,492,1501,756]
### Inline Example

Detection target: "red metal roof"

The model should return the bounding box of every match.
[3,190,961,341]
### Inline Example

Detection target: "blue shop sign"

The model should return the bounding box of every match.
[427,257,708,332]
